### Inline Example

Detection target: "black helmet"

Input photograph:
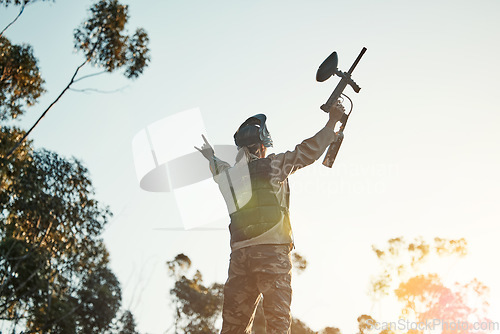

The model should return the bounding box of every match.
[234,114,273,148]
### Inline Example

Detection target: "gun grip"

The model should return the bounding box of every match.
[322,135,344,168]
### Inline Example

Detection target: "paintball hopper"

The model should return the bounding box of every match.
[316,51,339,82]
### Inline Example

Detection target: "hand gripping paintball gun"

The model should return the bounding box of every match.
[317,47,367,167]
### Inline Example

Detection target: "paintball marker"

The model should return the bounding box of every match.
[317,47,367,167]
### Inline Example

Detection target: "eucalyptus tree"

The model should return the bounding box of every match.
[1,0,150,332]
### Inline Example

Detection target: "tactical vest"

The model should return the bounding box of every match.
[228,158,290,243]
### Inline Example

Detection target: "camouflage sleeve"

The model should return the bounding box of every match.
[268,126,338,182]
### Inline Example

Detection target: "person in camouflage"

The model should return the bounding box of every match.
[195,102,345,334]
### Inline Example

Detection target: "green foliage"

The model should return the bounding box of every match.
[173,273,223,333]
[370,236,467,300]
[0,0,18,5]
[75,264,122,333]
[320,327,341,334]
[125,28,150,79]
[0,36,45,120]
[0,128,124,333]
[357,315,375,334]
[24,252,122,333]
[369,236,492,334]
[434,237,467,256]
[166,253,192,278]
[0,0,150,332]
[2,146,112,255]
[292,252,308,274]
[166,254,224,333]
[1,0,150,159]
[116,310,140,334]
[0,127,32,192]
[0,0,53,6]
[395,274,493,334]
[74,0,150,79]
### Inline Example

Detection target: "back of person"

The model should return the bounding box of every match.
[228,157,289,244]
[195,103,345,333]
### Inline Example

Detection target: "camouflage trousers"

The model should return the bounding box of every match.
[221,244,293,334]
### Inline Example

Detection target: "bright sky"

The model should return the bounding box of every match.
[2,0,500,333]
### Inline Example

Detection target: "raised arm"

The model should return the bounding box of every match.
[269,102,345,181]
[194,134,230,176]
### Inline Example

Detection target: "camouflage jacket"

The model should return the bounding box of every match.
[209,126,338,251]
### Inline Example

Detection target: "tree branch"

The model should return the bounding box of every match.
[69,85,129,94]
[0,3,25,38]
[72,70,107,83]
[4,59,89,160]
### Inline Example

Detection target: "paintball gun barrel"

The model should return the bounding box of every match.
[317,47,367,167]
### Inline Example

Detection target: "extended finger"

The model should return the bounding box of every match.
[202,134,210,145]
[194,146,202,152]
